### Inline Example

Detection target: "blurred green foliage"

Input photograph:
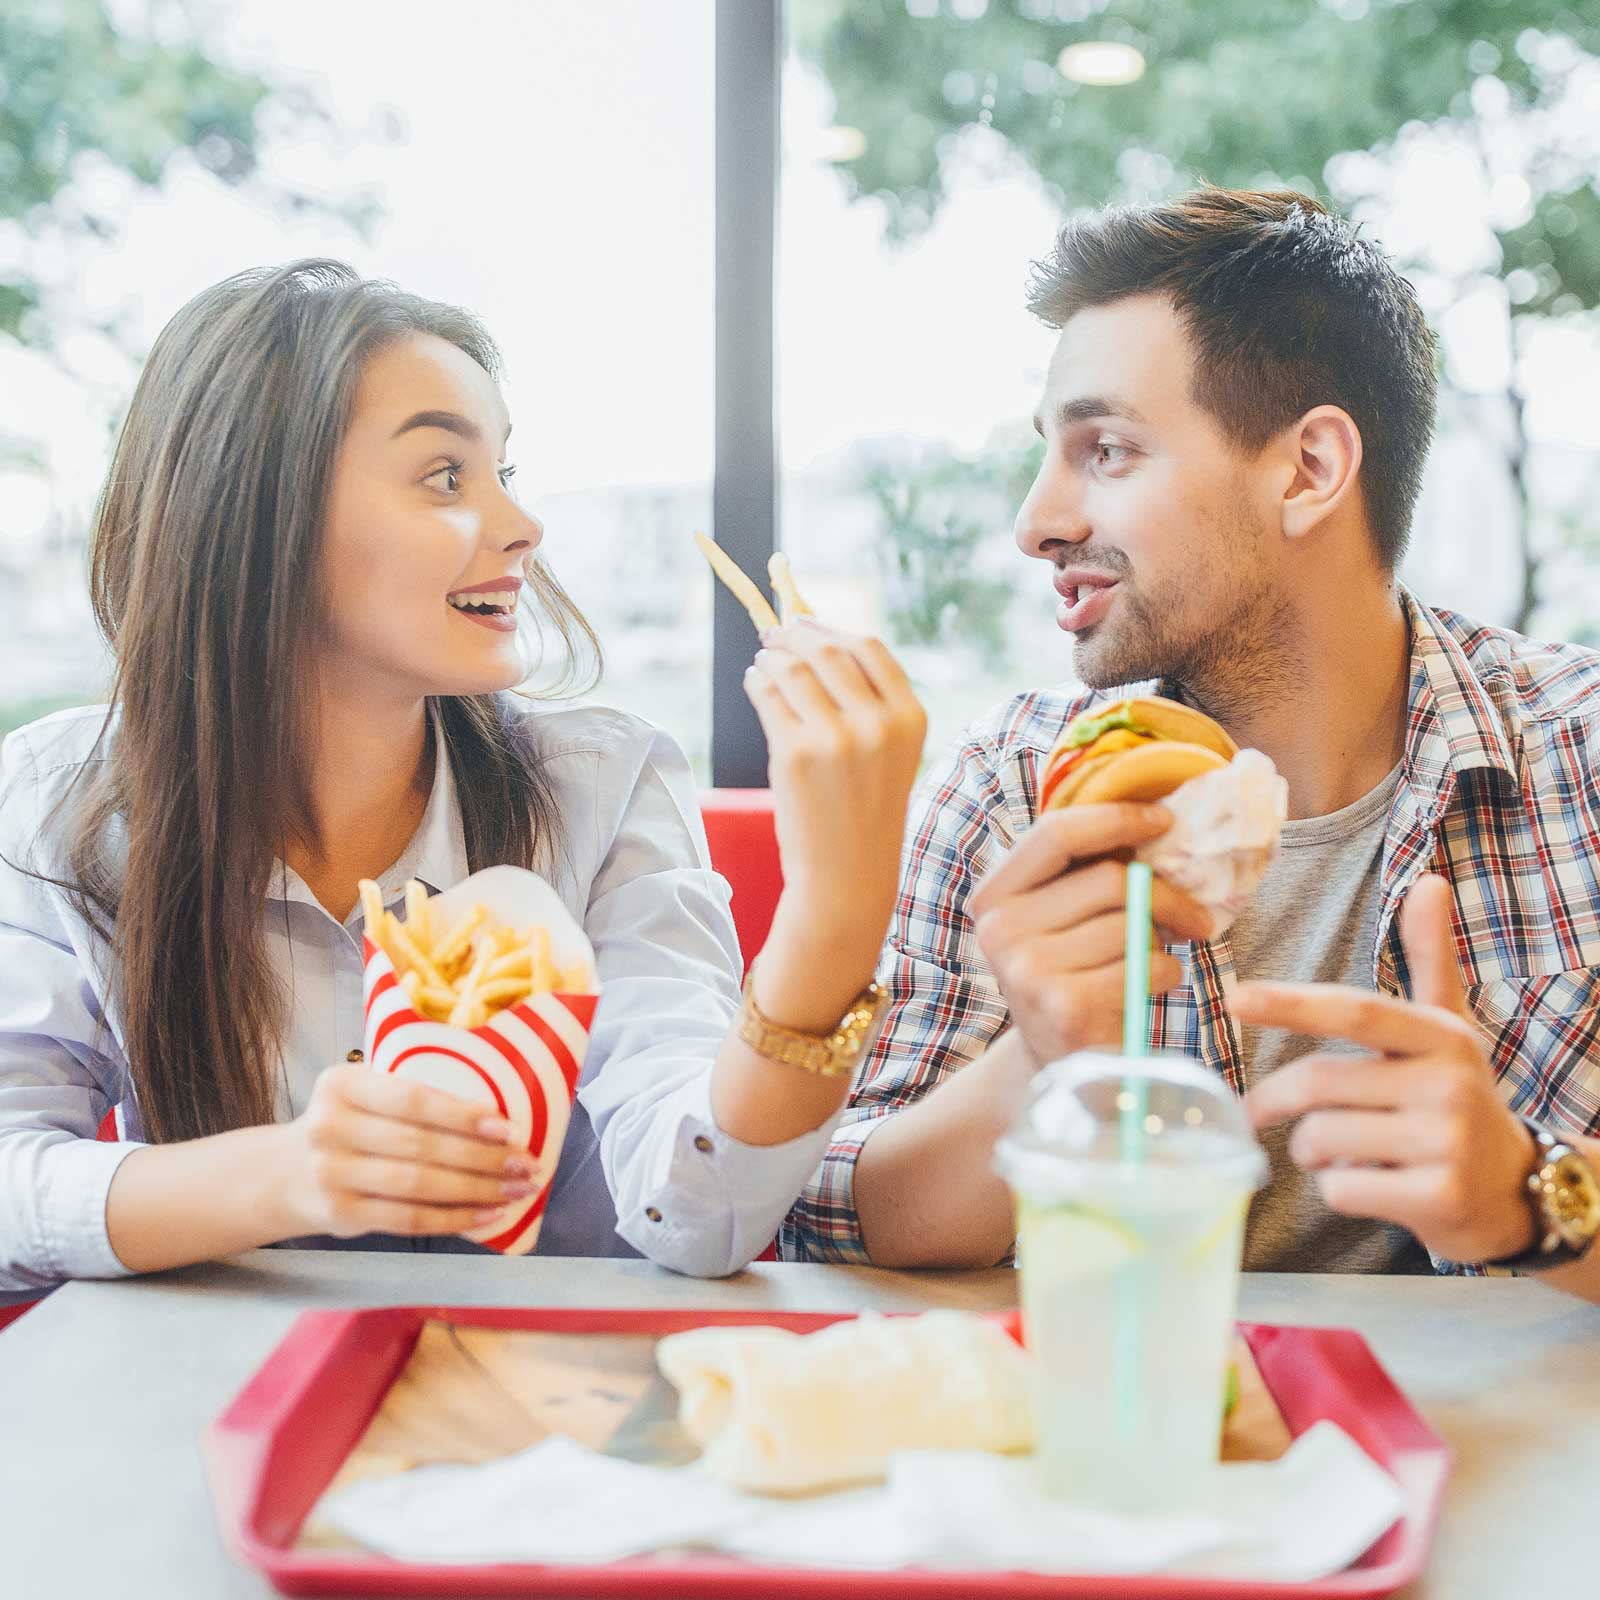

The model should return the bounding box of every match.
[0,0,371,353]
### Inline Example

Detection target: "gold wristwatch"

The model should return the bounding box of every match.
[737,968,889,1079]
[1488,1118,1600,1272]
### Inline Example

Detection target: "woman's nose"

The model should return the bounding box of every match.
[499,508,543,554]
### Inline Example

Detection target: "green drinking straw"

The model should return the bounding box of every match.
[1115,859,1156,1448]
[1120,861,1155,1158]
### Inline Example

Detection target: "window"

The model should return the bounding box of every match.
[0,0,716,771]
[779,1,1600,774]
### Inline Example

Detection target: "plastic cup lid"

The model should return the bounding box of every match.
[995,1050,1266,1206]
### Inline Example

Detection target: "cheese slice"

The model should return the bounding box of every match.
[655,1311,1033,1495]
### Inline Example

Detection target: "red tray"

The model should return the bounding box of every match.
[202,1306,1451,1598]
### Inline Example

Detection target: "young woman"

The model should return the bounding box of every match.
[0,260,925,1291]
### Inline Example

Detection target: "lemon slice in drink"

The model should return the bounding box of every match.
[1184,1194,1251,1264]
[1016,1203,1145,1281]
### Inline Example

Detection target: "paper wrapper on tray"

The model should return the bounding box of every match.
[361,865,599,1256]
[1134,748,1288,935]
[656,1312,1034,1494]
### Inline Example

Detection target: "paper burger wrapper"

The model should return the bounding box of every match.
[361,865,600,1256]
[1134,748,1288,936]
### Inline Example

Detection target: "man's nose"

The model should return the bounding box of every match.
[1014,460,1089,560]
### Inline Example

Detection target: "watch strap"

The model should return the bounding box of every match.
[737,968,888,1080]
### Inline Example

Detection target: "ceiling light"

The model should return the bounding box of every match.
[1056,41,1146,86]
[815,125,868,163]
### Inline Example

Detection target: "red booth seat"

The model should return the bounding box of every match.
[699,788,782,969]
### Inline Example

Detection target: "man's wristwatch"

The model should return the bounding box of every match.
[737,968,889,1080]
[1486,1118,1600,1273]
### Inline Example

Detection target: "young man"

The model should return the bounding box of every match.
[782,188,1600,1301]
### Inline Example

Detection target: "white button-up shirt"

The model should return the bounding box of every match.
[0,701,838,1295]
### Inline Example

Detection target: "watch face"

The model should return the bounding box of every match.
[1545,1152,1600,1250]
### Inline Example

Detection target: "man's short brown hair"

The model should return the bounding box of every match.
[1027,188,1437,569]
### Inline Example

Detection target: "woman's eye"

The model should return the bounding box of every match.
[498,464,518,491]
[422,464,462,495]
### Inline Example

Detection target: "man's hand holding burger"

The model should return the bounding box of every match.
[970,803,1212,1064]
[854,695,1273,1270]
[971,696,1235,1066]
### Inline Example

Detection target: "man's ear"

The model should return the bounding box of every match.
[1279,405,1363,542]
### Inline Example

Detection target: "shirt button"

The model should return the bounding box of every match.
[693,1135,713,1154]
[645,1207,663,1223]
[346,1048,365,1063]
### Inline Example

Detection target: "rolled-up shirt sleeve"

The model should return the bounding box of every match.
[0,730,143,1296]
[570,720,839,1278]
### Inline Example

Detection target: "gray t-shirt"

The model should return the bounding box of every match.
[1227,762,1431,1275]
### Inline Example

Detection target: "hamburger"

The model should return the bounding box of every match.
[1039,695,1239,812]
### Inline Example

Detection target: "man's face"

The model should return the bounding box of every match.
[1015,293,1291,704]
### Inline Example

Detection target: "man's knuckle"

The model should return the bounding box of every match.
[1290,1117,1324,1167]
[974,905,1015,952]
[1318,1169,1358,1214]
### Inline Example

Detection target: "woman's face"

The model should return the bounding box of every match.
[319,333,541,700]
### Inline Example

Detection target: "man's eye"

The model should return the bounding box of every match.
[422,463,462,494]
[1094,441,1132,467]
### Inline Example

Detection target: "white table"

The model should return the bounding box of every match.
[2,1253,1596,1596]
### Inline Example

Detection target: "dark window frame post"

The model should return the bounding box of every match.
[711,0,781,788]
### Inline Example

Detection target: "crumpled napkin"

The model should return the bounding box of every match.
[320,1421,1404,1582]
[1135,748,1289,935]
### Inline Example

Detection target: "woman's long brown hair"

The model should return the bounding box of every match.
[37,260,600,1144]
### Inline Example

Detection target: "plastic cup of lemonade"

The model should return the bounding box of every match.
[995,1051,1266,1510]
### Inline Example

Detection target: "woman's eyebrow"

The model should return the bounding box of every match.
[391,409,482,443]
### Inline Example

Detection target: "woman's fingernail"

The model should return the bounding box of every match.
[502,1179,535,1199]
[473,1206,507,1225]
[477,1117,513,1143]
[503,1154,533,1178]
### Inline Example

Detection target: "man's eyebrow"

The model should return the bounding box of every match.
[391,409,483,443]
[1034,396,1149,435]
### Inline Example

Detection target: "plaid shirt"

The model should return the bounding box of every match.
[782,591,1600,1266]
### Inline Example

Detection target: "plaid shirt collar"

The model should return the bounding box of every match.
[1395,587,1520,819]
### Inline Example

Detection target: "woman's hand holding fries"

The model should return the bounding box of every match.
[276,1064,540,1239]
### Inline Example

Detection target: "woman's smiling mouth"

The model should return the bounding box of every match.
[447,576,522,632]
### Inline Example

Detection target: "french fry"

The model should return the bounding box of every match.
[694,531,780,634]
[358,879,387,944]
[486,951,534,981]
[448,940,496,1028]
[768,552,815,624]
[477,977,535,1006]
[385,911,450,990]
[404,879,431,945]
[527,926,553,992]
[432,903,488,971]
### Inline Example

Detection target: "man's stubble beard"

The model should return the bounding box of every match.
[1070,502,1301,724]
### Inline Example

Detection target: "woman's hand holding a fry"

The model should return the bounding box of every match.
[697,535,927,1147]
